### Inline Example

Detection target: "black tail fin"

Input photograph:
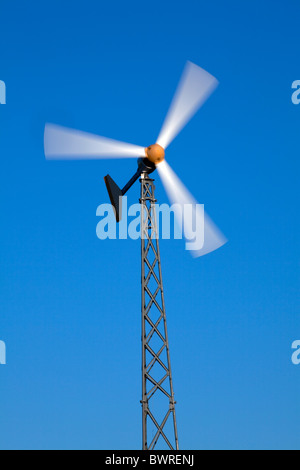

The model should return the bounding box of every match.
[104,175,123,223]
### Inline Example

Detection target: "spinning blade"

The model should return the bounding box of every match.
[157,62,219,150]
[44,124,146,160]
[157,160,227,257]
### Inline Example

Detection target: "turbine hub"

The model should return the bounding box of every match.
[145,144,165,164]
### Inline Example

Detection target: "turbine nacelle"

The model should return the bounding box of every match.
[145,144,165,165]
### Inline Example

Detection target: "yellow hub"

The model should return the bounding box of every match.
[145,144,165,164]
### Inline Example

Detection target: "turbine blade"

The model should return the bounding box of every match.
[157,160,227,257]
[44,124,146,160]
[157,62,218,150]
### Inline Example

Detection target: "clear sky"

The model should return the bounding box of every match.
[0,0,299,450]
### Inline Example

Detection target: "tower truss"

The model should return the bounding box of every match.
[140,173,179,451]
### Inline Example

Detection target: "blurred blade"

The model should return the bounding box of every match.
[157,160,227,257]
[157,62,219,150]
[44,124,146,160]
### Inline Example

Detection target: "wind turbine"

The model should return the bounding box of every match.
[44,61,227,450]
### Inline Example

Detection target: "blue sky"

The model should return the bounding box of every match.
[0,0,299,450]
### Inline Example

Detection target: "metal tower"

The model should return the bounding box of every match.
[140,173,179,451]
